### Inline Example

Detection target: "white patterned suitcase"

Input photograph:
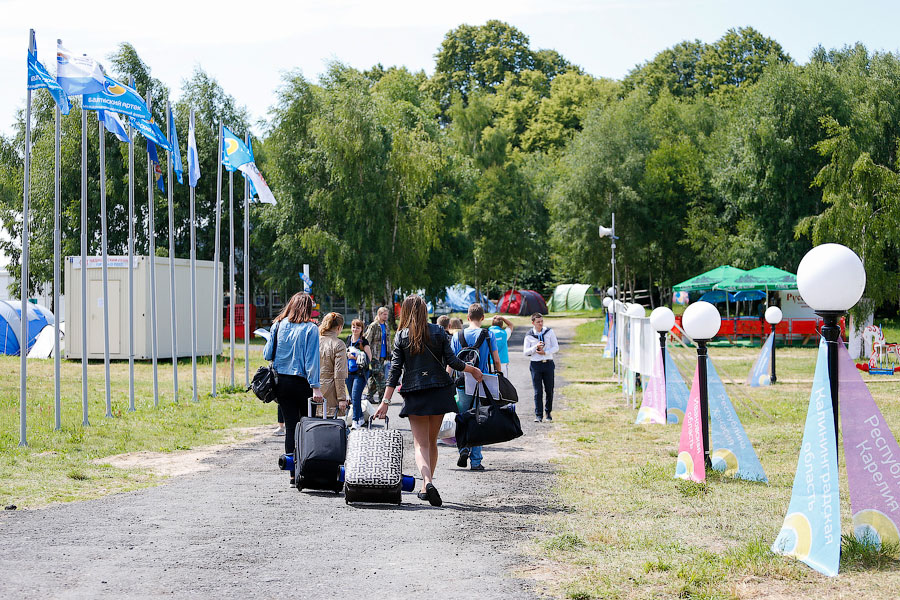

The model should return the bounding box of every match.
[343,420,404,504]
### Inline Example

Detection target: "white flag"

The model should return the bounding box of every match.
[56,43,105,96]
[237,162,277,205]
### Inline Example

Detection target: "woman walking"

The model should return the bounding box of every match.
[263,292,321,485]
[319,312,349,417]
[346,318,372,428]
[374,295,483,506]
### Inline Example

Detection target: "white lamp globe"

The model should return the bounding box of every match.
[796,243,866,312]
[627,304,646,318]
[607,287,615,298]
[650,306,676,333]
[682,301,721,340]
[764,306,783,325]
[602,297,612,308]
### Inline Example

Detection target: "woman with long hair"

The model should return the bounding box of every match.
[346,318,372,428]
[374,295,483,506]
[263,292,322,486]
[318,312,349,417]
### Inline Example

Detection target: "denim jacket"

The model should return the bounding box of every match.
[263,320,320,387]
[386,324,467,393]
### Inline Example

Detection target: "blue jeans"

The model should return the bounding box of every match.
[456,389,483,467]
[346,370,367,421]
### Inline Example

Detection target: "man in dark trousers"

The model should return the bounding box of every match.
[523,313,559,422]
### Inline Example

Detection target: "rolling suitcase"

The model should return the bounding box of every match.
[343,417,404,505]
[294,397,346,493]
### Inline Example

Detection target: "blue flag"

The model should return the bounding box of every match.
[221,126,253,171]
[56,42,105,96]
[187,112,200,188]
[83,76,151,120]
[706,359,768,482]
[748,333,774,386]
[99,110,129,143]
[169,109,183,184]
[27,50,70,115]
[664,351,689,424]
[132,116,171,152]
[148,141,166,193]
[772,338,840,576]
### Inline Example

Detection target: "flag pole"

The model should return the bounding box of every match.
[20,30,36,447]
[99,113,112,418]
[243,132,250,388]
[53,42,62,429]
[166,101,178,402]
[229,169,235,387]
[127,77,136,412]
[147,91,159,407]
[211,121,223,396]
[81,84,90,426]
[189,109,198,403]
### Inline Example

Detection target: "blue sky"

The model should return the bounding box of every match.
[2,0,900,136]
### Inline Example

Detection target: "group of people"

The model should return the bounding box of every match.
[262,291,558,506]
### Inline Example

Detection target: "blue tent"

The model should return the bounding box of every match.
[443,285,497,313]
[698,290,736,304]
[0,300,53,356]
[734,290,766,302]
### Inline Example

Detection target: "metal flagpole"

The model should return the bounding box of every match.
[20,30,35,447]
[147,92,159,407]
[127,77,136,412]
[166,102,178,401]
[189,110,198,403]
[211,122,223,396]
[53,58,62,430]
[243,133,250,388]
[99,115,112,417]
[81,90,90,426]
[229,170,235,387]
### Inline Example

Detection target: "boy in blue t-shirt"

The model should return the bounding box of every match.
[451,303,501,471]
[488,315,514,378]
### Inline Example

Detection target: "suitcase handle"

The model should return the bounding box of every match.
[308,396,340,419]
[365,414,389,430]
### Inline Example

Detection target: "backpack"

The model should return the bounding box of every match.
[453,328,489,388]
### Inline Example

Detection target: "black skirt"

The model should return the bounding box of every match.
[398,383,458,418]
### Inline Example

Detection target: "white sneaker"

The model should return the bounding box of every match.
[274,425,286,436]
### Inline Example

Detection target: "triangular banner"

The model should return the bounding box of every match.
[604,313,614,358]
[838,340,900,549]
[665,351,689,424]
[636,346,666,424]
[707,359,768,482]
[675,365,706,482]
[748,333,774,386]
[772,339,840,577]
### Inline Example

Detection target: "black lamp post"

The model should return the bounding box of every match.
[682,301,722,470]
[796,243,867,447]
[650,306,676,412]
[764,306,783,384]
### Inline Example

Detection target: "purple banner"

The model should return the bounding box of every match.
[839,341,900,548]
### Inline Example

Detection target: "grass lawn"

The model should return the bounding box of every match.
[531,318,900,599]
[0,343,274,509]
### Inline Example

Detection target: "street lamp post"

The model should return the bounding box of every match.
[764,306,783,384]
[650,306,675,384]
[796,243,866,443]
[681,301,721,469]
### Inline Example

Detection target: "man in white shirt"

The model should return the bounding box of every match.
[523,313,559,422]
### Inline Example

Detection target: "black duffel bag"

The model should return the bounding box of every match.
[250,321,279,403]
[456,381,523,448]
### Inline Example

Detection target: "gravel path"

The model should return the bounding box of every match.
[0,321,578,599]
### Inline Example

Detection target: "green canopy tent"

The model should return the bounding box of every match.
[713,265,797,291]
[549,283,603,312]
[672,266,748,292]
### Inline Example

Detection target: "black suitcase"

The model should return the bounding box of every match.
[294,398,346,493]
[343,417,404,505]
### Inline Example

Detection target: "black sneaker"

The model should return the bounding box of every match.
[545,413,553,422]
[534,417,542,423]
[457,448,470,468]
[470,464,485,471]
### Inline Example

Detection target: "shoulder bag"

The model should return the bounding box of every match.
[250,321,280,403]
[455,380,523,448]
